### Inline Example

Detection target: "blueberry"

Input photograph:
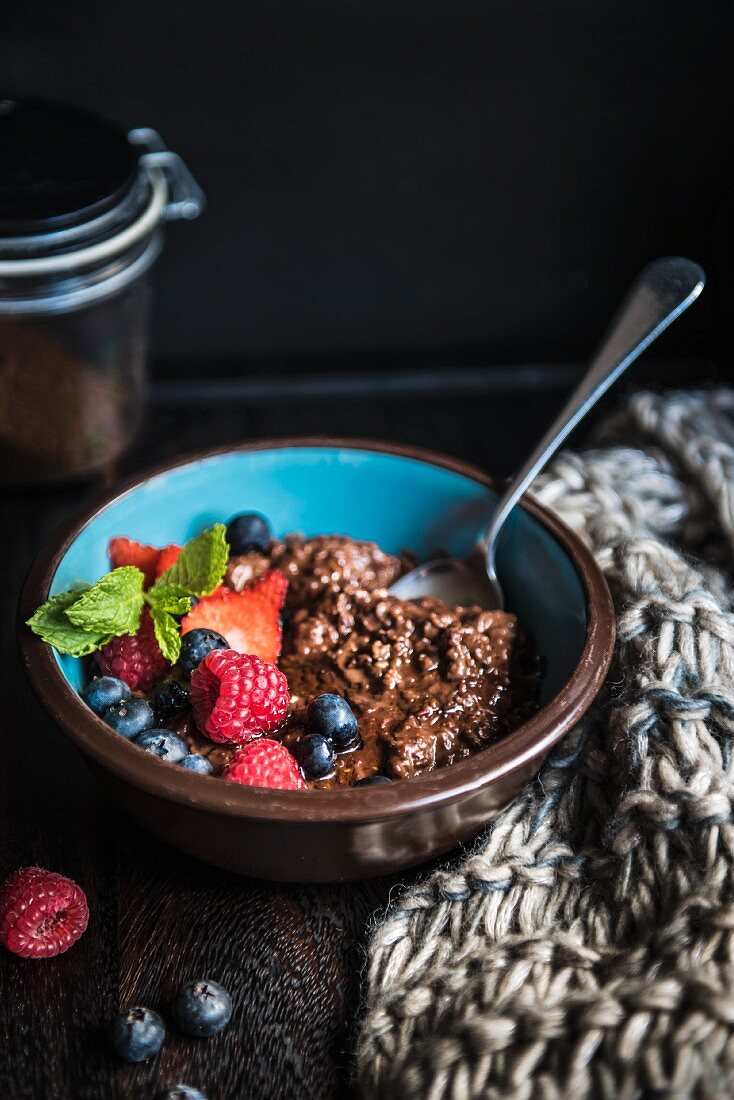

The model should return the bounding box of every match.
[82,675,131,716]
[159,1087,207,1100]
[356,774,391,786]
[154,679,190,724]
[109,1006,165,1062]
[307,694,360,752]
[181,754,214,775]
[103,698,156,740]
[135,729,189,763]
[226,512,271,554]
[179,629,229,678]
[298,734,335,780]
[171,978,233,1038]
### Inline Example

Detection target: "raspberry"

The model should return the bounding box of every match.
[94,609,169,692]
[0,867,89,959]
[190,649,289,745]
[222,739,306,790]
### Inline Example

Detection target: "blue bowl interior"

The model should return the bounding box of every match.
[50,447,587,707]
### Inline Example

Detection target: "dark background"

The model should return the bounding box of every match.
[3,8,734,1098]
[3,0,734,374]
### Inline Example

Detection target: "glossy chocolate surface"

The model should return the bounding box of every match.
[183,534,538,788]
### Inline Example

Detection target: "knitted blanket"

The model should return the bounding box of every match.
[357,389,734,1100]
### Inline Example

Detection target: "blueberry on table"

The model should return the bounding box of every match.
[135,730,188,763]
[181,754,214,775]
[356,774,391,786]
[82,675,131,716]
[307,694,360,752]
[103,698,156,740]
[154,679,190,723]
[226,512,271,554]
[171,978,233,1038]
[160,1087,207,1100]
[298,733,335,780]
[109,1006,165,1062]
[179,629,229,678]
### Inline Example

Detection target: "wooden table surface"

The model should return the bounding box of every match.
[0,361,700,1099]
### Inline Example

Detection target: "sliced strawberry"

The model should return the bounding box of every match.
[154,544,183,578]
[254,569,288,610]
[108,537,161,588]
[205,584,230,599]
[181,570,287,665]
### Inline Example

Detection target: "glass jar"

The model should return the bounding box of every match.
[0,100,204,485]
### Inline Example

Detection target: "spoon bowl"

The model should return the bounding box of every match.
[390,544,499,605]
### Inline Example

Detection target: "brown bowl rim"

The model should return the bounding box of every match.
[18,436,615,824]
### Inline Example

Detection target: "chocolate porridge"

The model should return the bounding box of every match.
[177,534,538,786]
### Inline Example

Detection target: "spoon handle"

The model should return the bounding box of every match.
[482,256,706,576]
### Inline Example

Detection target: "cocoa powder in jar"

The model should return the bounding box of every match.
[0,283,147,484]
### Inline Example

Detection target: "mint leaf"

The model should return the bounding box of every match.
[145,583,192,617]
[27,525,227,663]
[150,606,182,663]
[26,586,113,657]
[146,582,191,661]
[65,567,145,637]
[153,524,228,597]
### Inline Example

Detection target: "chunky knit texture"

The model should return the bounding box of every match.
[358,389,734,1100]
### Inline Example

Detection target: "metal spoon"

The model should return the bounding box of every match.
[390,256,706,609]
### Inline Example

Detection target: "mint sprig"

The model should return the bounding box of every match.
[152,524,229,597]
[26,585,113,658]
[148,605,184,664]
[27,525,230,664]
[66,566,145,637]
[146,582,192,616]
[144,583,194,663]
[144,526,229,661]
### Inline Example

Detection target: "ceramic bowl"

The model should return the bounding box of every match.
[18,439,614,882]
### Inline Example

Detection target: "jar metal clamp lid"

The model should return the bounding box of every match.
[0,100,204,314]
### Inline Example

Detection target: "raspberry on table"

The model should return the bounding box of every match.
[223,739,306,790]
[94,608,169,692]
[190,649,289,745]
[0,866,89,959]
